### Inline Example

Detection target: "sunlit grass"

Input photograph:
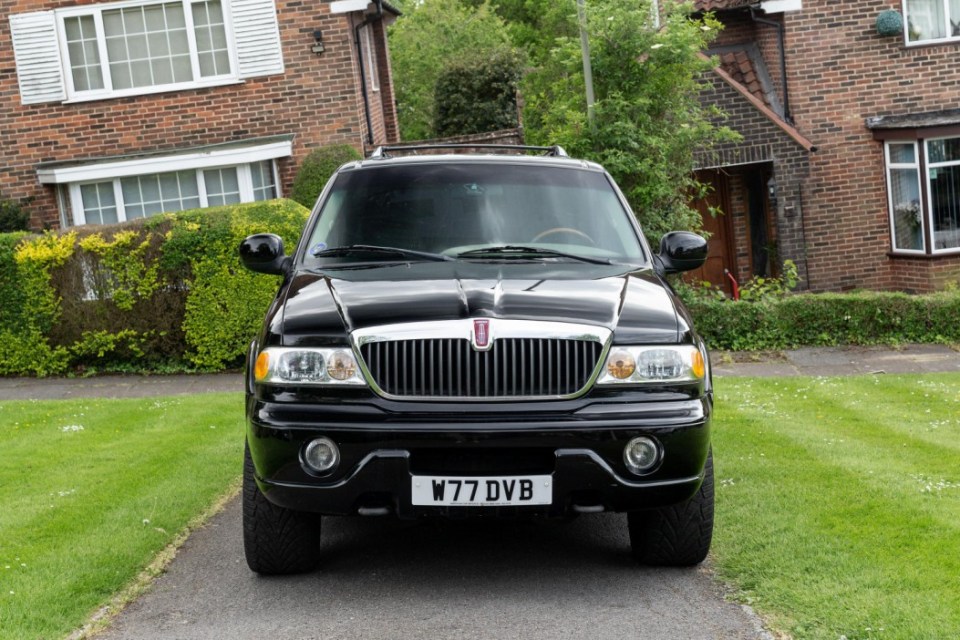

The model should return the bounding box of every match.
[712,374,960,640]
[0,394,244,639]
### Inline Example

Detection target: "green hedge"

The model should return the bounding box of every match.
[687,291,960,351]
[0,199,309,377]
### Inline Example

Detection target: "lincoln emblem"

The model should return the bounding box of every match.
[472,319,491,350]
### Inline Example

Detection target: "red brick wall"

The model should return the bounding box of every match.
[699,71,812,286]
[0,0,398,229]
[781,0,960,291]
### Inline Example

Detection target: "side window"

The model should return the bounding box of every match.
[904,0,960,43]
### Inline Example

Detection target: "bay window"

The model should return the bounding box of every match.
[885,137,960,254]
[904,0,960,44]
[73,160,277,225]
[37,138,291,226]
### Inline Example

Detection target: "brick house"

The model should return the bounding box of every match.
[2,0,400,230]
[689,0,960,292]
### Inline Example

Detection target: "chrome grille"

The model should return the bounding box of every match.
[359,338,603,398]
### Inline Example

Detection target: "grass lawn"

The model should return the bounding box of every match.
[712,374,960,640]
[0,393,244,639]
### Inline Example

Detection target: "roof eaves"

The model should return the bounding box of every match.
[702,53,815,152]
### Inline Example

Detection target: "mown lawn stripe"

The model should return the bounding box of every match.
[0,394,244,640]
[712,374,960,640]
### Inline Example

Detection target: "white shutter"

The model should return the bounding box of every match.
[230,0,285,78]
[9,12,66,105]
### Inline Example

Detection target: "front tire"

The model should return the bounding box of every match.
[627,450,714,566]
[243,444,322,575]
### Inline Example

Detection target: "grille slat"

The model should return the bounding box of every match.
[360,338,601,398]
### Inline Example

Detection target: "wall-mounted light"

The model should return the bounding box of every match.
[312,30,325,54]
[767,176,778,209]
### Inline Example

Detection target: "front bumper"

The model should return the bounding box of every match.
[247,396,711,518]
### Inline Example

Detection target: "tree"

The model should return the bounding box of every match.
[433,50,524,137]
[388,0,517,140]
[519,0,739,241]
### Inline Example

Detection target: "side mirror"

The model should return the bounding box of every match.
[657,231,708,274]
[239,233,290,275]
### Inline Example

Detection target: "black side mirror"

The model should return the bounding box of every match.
[657,231,708,274]
[239,233,291,275]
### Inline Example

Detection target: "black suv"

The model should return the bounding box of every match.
[239,145,713,574]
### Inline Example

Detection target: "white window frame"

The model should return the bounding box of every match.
[885,141,926,254]
[923,136,960,255]
[55,0,240,103]
[67,160,279,225]
[902,0,960,46]
[37,139,289,226]
[360,24,379,92]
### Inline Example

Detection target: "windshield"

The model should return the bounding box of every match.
[301,162,647,265]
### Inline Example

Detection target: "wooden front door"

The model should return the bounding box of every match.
[688,170,736,294]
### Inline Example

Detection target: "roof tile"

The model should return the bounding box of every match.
[694,0,755,11]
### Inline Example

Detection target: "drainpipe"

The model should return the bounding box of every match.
[750,7,791,124]
[355,0,384,146]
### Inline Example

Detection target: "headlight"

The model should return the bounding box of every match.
[597,345,706,385]
[254,347,367,386]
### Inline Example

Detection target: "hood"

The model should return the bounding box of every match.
[276,262,681,346]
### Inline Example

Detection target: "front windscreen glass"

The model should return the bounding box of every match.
[302,163,647,265]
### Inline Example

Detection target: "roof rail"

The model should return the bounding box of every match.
[368,144,568,159]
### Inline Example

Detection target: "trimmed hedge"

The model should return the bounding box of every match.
[290,144,361,208]
[686,291,960,351]
[0,199,309,377]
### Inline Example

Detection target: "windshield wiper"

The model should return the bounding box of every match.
[455,245,613,265]
[309,244,454,262]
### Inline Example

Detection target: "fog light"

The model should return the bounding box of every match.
[624,436,661,475]
[304,437,340,474]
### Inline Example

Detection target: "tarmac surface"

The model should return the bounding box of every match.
[2,344,956,640]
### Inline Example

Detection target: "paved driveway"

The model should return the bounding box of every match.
[95,499,769,640]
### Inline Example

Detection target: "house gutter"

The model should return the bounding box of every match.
[355,0,384,146]
[749,7,791,124]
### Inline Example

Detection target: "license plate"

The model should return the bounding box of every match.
[411,475,552,506]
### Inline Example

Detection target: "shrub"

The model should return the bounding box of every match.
[686,291,960,351]
[0,199,310,377]
[0,198,30,232]
[290,144,362,208]
[433,50,523,138]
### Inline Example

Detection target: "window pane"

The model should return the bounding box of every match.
[65,16,104,92]
[125,9,146,34]
[122,172,199,216]
[204,168,241,206]
[110,62,133,90]
[890,168,924,251]
[65,17,82,41]
[148,32,171,56]
[927,137,960,164]
[907,0,947,41]
[152,59,174,85]
[80,183,118,225]
[102,3,190,90]
[171,54,193,83]
[140,176,161,203]
[929,164,960,250]
[889,143,916,164]
[143,4,166,31]
[192,0,230,77]
[103,12,123,35]
[251,160,277,201]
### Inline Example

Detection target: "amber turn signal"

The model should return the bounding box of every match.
[254,351,270,381]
